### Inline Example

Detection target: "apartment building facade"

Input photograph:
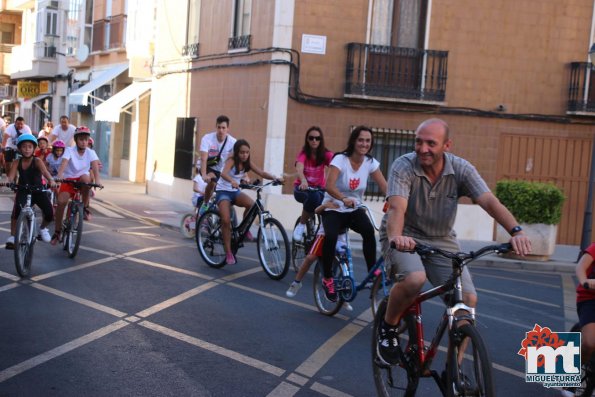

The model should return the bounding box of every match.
[144,0,595,244]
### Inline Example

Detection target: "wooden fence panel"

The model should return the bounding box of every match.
[497,134,592,245]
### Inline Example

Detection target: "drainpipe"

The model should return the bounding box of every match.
[579,0,595,257]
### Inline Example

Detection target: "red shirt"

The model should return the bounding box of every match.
[577,243,595,302]
[34,148,51,162]
[294,150,333,188]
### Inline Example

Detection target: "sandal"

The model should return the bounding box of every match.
[50,230,61,246]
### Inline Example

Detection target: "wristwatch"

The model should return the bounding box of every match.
[509,225,523,236]
[584,281,590,290]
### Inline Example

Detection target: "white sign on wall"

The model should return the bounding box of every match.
[301,34,327,55]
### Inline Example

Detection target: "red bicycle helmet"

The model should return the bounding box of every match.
[74,125,91,138]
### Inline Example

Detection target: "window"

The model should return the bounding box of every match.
[45,8,58,36]
[228,0,251,50]
[0,23,15,44]
[66,0,93,55]
[370,0,427,48]
[183,0,200,57]
[361,126,415,200]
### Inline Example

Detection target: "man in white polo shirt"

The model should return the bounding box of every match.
[2,116,32,173]
[49,115,76,147]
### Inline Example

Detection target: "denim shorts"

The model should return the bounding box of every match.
[216,190,240,204]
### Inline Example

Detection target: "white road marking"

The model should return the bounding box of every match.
[125,257,214,280]
[476,287,560,308]
[31,283,127,317]
[91,202,124,218]
[266,382,300,397]
[295,323,364,378]
[135,282,219,318]
[0,320,129,383]
[0,283,19,293]
[31,256,118,281]
[310,382,354,397]
[122,243,188,256]
[140,320,286,377]
[0,271,21,282]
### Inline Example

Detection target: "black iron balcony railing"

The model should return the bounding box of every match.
[182,42,199,58]
[568,62,595,113]
[345,43,448,102]
[228,34,251,51]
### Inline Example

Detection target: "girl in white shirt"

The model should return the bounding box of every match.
[216,139,283,265]
[319,126,387,302]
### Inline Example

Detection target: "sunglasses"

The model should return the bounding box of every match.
[308,135,322,142]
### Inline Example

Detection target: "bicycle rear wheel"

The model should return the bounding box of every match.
[180,213,196,239]
[445,323,495,397]
[372,299,418,396]
[14,211,34,277]
[196,210,226,268]
[291,217,307,272]
[370,270,394,317]
[66,203,83,258]
[312,259,344,316]
[257,217,290,280]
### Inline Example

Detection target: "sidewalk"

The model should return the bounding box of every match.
[93,177,580,274]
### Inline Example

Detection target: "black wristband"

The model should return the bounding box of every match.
[584,281,590,290]
[509,225,523,236]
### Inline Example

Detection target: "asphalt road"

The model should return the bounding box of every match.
[0,193,579,396]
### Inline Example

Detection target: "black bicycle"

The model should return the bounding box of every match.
[1,183,47,277]
[57,179,102,258]
[372,242,512,397]
[196,180,290,280]
[291,187,325,271]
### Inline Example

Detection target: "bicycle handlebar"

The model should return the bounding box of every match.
[239,179,283,190]
[55,179,103,189]
[390,241,513,262]
[353,204,381,231]
[0,183,48,192]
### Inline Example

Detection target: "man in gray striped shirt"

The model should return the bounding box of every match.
[376,118,532,365]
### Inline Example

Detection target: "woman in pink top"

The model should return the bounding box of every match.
[293,126,334,240]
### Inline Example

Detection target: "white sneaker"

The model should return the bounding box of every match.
[286,281,302,298]
[343,302,354,311]
[293,223,306,241]
[39,228,51,243]
[5,235,14,249]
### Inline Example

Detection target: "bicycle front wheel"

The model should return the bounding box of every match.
[196,210,226,268]
[372,299,418,397]
[371,270,394,317]
[291,217,307,272]
[312,259,344,316]
[257,217,290,280]
[445,323,495,397]
[180,213,196,239]
[66,203,83,258]
[14,210,34,277]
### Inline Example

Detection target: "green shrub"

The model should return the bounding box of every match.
[495,180,565,225]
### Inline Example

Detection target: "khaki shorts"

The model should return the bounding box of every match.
[381,237,476,296]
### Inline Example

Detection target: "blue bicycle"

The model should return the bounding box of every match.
[312,205,393,316]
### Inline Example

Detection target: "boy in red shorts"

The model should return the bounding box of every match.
[51,126,102,245]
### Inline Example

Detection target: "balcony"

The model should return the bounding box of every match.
[345,43,448,103]
[10,42,57,79]
[228,35,250,52]
[567,62,595,114]
[182,42,199,58]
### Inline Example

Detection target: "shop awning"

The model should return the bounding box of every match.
[22,94,51,110]
[94,81,151,122]
[0,99,18,106]
[69,63,129,106]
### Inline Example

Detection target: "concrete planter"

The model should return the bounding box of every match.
[495,223,558,261]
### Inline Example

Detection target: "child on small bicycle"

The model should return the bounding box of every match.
[575,244,595,373]
[34,136,51,164]
[286,201,346,296]
[216,139,283,265]
[52,126,102,245]
[192,160,207,210]
[5,134,56,248]
[46,140,65,177]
